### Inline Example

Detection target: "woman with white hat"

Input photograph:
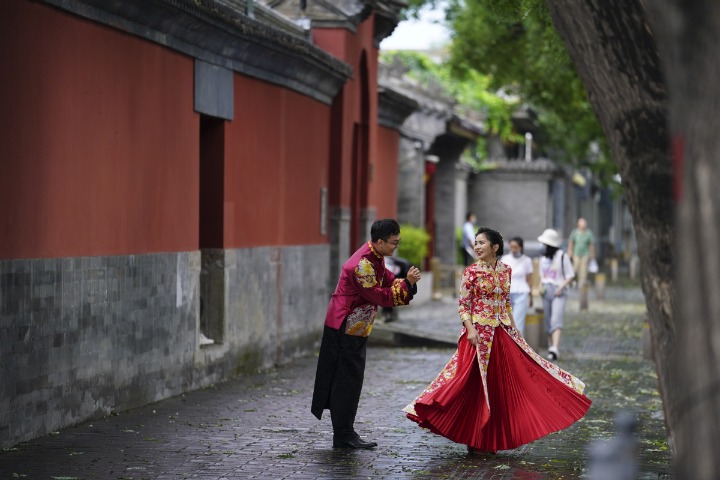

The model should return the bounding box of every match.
[537,228,575,361]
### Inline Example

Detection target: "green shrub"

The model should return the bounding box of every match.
[455,227,465,265]
[397,224,430,268]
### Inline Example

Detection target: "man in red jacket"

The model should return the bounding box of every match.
[311,219,422,449]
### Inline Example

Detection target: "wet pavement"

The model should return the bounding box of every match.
[0,285,672,479]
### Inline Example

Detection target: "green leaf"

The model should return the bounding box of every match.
[401,0,618,185]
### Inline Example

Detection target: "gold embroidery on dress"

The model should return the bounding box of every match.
[403,322,586,420]
[458,261,513,327]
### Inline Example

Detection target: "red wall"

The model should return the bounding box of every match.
[224,75,331,247]
[315,28,355,208]
[314,19,380,211]
[0,2,386,258]
[372,126,400,219]
[314,15,403,254]
[0,2,198,259]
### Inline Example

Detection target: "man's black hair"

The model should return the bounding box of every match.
[371,219,400,243]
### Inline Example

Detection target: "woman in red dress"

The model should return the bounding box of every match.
[404,227,591,453]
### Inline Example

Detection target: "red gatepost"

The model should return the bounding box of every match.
[423,155,439,271]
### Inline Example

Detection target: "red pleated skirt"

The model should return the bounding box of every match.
[406,325,591,451]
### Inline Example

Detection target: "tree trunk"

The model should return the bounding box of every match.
[545,0,676,442]
[643,2,720,478]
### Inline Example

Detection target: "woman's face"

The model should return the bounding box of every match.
[474,233,498,262]
[509,241,522,255]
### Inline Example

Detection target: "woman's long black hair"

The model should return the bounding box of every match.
[543,245,560,259]
[476,227,504,257]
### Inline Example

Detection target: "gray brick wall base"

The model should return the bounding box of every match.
[328,207,351,287]
[0,245,330,449]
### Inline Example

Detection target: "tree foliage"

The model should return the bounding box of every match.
[380,49,519,168]
[381,50,518,138]
[397,224,430,267]
[402,0,618,184]
[402,0,442,19]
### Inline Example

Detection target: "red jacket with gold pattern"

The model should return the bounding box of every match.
[458,259,513,327]
[324,242,415,336]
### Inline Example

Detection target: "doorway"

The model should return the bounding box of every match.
[199,114,225,345]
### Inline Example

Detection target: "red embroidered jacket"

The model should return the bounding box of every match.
[324,242,415,336]
[458,259,513,327]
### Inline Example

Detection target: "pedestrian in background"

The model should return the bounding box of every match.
[312,219,421,449]
[462,212,477,266]
[568,218,596,289]
[501,237,534,337]
[537,228,575,361]
[404,227,591,453]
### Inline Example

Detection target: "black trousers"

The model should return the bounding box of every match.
[311,321,368,439]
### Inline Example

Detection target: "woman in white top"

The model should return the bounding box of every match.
[500,237,534,336]
[537,229,575,361]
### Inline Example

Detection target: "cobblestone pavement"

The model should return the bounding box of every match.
[0,286,672,479]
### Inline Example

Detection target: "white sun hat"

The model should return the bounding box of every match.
[537,229,562,248]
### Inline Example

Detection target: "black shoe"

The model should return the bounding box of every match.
[333,435,377,449]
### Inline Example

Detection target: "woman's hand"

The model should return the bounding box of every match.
[508,313,519,332]
[554,285,565,297]
[466,325,480,347]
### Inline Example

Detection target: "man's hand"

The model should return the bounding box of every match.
[406,266,421,285]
